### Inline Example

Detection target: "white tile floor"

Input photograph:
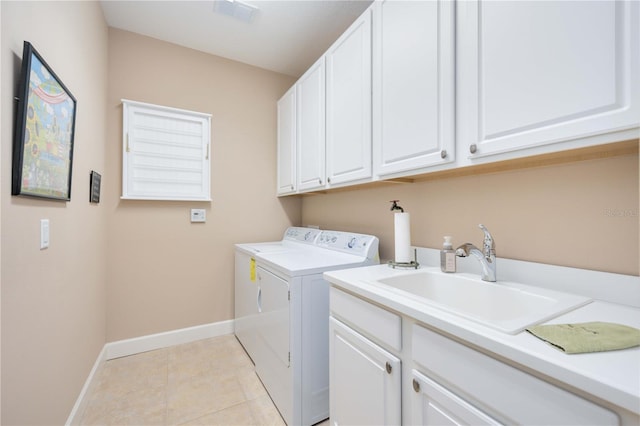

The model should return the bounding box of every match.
[78,334,303,425]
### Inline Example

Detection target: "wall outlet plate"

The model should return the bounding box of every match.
[190,209,206,223]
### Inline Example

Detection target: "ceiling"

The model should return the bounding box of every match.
[100,0,373,78]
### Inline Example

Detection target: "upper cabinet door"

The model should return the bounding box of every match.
[326,9,373,187]
[297,57,327,191]
[277,86,296,196]
[458,0,640,159]
[373,0,455,178]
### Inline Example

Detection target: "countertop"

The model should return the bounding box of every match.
[324,264,640,415]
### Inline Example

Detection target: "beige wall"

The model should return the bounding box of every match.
[1,2,109,424]
[1,13,298,420]
[106,29,299,342]
[302,151,639,276]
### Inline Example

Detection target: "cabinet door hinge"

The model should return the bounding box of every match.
[288,290,291,301]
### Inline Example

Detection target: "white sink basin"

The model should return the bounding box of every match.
[373,268,591,334]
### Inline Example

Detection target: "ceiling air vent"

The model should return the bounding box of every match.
[213,0,259,23]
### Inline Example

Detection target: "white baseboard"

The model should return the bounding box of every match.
[65,319,235,425]
[104,319,235,360]
[65,345,107,426]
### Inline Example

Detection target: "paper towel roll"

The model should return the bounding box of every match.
[394,212,411,263]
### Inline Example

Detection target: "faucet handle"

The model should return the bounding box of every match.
[478,224,495,257]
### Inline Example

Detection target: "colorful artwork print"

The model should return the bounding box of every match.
[19,51,75,199]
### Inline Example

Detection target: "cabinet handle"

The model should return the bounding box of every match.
[470,144,478,154]
[328,177,331,184]
[318,178,322,185]
[413,379,420,393]
[441,150,447,159]
[290,185,294,190]
[385,362,392,374]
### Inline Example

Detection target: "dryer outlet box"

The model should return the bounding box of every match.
[190,209,206,223]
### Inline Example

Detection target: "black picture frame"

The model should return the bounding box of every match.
[12,41,77,201]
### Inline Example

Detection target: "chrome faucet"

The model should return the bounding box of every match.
[456,224,496,282]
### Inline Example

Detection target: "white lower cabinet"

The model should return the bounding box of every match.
[330,286,622,426]
[329,317,401,426]
[410,369,500,426]
[329,287,402,425]
[412,324,618,425]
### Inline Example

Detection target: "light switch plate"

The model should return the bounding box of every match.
[190,209,206,223]
[40,219,50,249]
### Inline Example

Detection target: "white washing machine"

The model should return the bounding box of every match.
[234,228,379,426]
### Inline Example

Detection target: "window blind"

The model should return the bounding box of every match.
[122,99,211,201]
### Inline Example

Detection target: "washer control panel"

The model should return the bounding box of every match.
[316,230,379,259]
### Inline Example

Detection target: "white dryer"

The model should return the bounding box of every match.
[235,227,321,360]
[234,228,379,426]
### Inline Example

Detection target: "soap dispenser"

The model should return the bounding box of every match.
[440,236,456,273]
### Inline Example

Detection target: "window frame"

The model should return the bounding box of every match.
[121,99,212,201]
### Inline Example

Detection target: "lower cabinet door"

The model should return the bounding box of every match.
[329,317,401,426]
[411,369,501,426]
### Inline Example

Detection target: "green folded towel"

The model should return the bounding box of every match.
[526,322,640,354]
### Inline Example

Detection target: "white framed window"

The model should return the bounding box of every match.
[121,99,211,201]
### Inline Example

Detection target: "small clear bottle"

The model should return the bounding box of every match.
[440,236,456,273]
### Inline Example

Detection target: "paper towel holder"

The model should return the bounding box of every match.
[388,248,419,269]
[389,200,418,268]
[390,200,404,212]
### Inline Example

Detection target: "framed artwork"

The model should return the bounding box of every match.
[12,41,77,201]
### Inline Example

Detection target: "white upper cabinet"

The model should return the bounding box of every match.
[373,0,455,178]
[277,86,296,196]
[326,8,373,186]
[277,0,639,195]
[457,0,640,160]
[297,57,327,192]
